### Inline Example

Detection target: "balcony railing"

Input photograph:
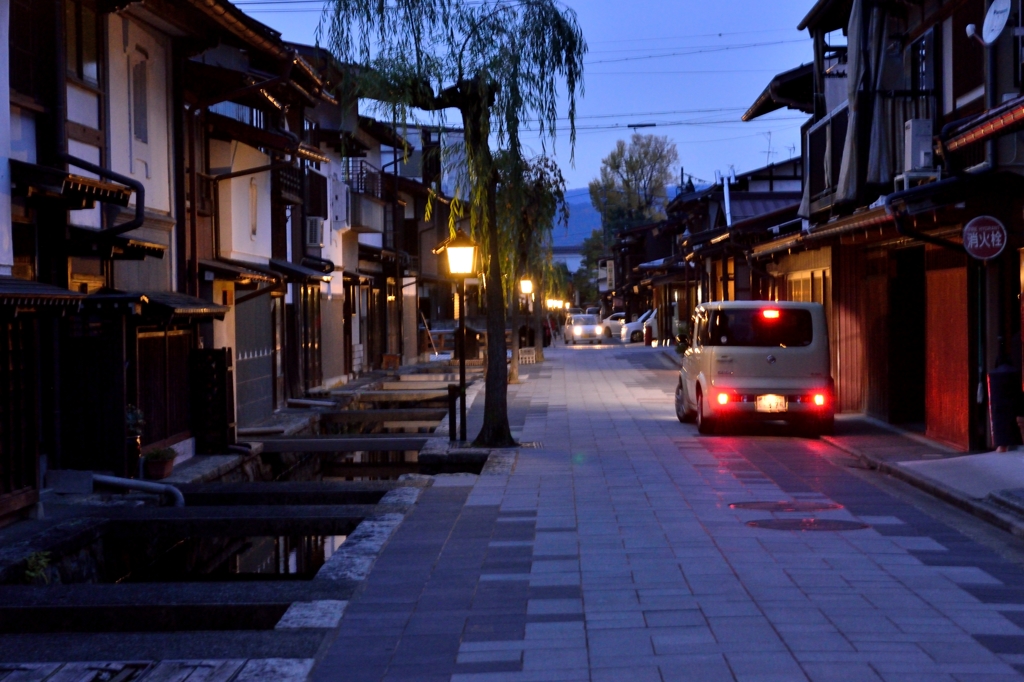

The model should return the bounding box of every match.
[805,91,935,215]
[806,103,848,215]
[340,159,382,198]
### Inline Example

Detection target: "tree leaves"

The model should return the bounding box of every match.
[588,133,679,244]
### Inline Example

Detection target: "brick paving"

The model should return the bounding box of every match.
[311,345,1024,682]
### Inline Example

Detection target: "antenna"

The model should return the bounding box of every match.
[764,131,773,168]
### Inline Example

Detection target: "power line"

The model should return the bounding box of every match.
[589,28,798,44]
[587,40,809,65]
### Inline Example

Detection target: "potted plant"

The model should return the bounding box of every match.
[142,447,176,480]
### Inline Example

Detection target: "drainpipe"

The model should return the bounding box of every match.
[93,474,185,507]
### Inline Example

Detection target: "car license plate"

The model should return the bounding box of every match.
[756,394,787,413]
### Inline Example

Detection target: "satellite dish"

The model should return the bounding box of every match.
[982,0,1011,45]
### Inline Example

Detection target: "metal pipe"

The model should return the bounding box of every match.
[93,474,185,507]
[458,280,467,442]
[883,178,966,253]
[58,153,146,237]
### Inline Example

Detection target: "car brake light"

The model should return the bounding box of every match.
[762,309,780,319]
[813,393,826,406]
[717,392,730,405]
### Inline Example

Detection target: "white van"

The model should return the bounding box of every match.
[675,301,834,436]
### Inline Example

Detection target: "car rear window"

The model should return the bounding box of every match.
[574,315,597,325]
[708,308,813,347]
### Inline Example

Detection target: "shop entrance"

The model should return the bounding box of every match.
[888,248,926,425]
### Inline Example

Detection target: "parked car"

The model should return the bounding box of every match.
[675,301,834,437]
[567,307,583,316]
[601,312,625,339]
[620,309,654,343]
[643,314,658,343]
[585,307,600,315]
[564,314,604,345]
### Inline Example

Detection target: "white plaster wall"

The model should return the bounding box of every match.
[67,140,103,228]
[210,140,273,264]
[106,15,172,214]
[358,232,383,249]
[9,106,37,163]
[342,230,359,272]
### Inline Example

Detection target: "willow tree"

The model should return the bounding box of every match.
[323,0,585,447]
[497,153,567,381]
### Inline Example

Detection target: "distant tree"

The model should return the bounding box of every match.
[568,228,605,306]
[324,0,585,447]
[579,228,606,273]
[589,133,679,244]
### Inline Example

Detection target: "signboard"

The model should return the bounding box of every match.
[963,215,1008,260]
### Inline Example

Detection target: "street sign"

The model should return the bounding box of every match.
[963,215,1008,260]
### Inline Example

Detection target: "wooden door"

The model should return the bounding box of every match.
[925,265,970,449]
[0,317,39,518]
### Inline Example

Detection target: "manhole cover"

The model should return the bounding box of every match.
[730,501,844,512]
[519,441,543,449]
[746,518,869,531]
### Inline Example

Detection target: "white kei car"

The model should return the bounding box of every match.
[601,313,625,339]
[676,301,834,436]
[620,309,654,343]
[564,314,604,345]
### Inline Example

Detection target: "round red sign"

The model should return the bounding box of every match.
[963,215,1008,260]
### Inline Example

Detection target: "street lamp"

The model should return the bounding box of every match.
[520,279,533,295]
[433,228,477,442]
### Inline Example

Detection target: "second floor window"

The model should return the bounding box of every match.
[911,30,934,93]
[65,0,100,86]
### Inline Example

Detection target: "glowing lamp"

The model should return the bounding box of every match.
[762,309,780,319]
[520,279,533,295]
[434,228,477,275]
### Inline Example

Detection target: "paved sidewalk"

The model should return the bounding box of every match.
[311,345,1024,681]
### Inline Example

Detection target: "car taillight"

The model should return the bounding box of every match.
[762,309,780,319]
[813,393,826,407]
[717,392,730,405]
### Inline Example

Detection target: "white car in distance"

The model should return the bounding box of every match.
[564,314,604,345]
[620,309,654,343]
[601,312,625,339]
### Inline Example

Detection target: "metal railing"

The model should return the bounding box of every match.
[340,159,382,198]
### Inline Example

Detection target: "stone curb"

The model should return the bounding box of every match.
[821,434,1024,539]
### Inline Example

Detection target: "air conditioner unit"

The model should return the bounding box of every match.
[305,216,324,248]
[331,179,350,232]
[904,119,934,172]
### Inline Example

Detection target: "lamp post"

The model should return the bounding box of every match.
[434,228,477,442]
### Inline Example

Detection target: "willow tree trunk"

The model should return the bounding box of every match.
[462,98,515,447]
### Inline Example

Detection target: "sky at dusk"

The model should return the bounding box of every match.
[238,0,815,191]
